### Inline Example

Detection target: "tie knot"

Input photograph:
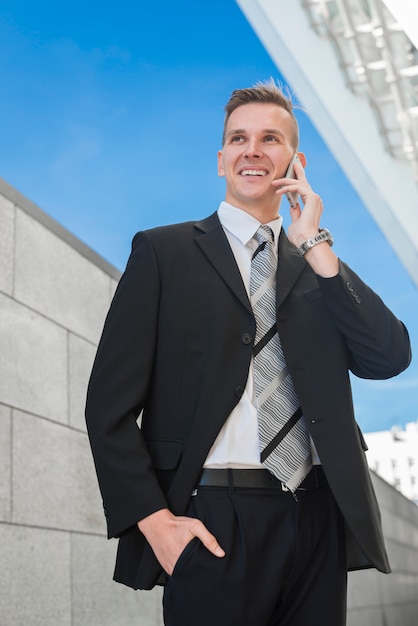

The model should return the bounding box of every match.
[254,225,274,247]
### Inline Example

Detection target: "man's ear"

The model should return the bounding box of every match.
[297,152,307,168]
[217,150,225,177]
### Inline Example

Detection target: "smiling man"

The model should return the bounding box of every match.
[85,81,411,626]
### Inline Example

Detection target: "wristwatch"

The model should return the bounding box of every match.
[296,228,334,257]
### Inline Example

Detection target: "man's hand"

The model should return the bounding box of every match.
[273,158,339,278]
[137,508,225,576]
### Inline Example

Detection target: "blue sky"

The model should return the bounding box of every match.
[1,0,416,433]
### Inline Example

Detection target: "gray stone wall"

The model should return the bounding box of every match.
[347,473,418,625]
[0,178,163,626]
[1,176,417,626]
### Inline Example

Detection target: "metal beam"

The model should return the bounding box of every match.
[381,0,418,51]
[236,0,418,287]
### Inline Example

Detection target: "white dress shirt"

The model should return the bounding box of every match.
[204,202,282,468]
[203,201,320,468]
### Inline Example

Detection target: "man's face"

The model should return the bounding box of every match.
[218,102,296,216]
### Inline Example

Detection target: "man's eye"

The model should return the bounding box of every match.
[231,136,244,143]
[265,135,278,142]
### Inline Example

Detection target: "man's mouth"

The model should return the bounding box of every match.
[239,169,268,177]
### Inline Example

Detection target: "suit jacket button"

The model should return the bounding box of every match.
[241,333,253,345]
[234,386,244,398]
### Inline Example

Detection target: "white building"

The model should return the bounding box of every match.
[365,421,418,504]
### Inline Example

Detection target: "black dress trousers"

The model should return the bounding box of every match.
[162,473,347,626]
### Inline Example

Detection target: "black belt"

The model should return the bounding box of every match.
[197,466,325,492]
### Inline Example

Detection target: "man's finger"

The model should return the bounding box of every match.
[191,520,225,558]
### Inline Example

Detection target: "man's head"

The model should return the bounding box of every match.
[222,80,299,149]
[218,81,302,220]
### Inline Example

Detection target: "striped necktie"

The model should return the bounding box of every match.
[250,225,312,491]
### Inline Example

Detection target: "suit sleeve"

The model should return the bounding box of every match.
[316,260,411,379]
[85,231,168,539]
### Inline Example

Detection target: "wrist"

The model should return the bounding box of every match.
[304,243,339,277]
[137,507,171,534]
[296,228,333,257]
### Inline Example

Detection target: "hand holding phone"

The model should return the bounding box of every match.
[284,153,302,208]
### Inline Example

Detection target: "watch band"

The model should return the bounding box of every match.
[296,228,334,257]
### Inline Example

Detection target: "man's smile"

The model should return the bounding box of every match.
[238,167,269,177]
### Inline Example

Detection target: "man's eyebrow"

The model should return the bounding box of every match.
[264,128,286,138]
[225,128,246,137]
[225,127,286,138]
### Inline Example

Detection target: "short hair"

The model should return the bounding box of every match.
[222,79,299,148]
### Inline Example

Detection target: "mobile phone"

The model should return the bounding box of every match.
[284,153,301,208]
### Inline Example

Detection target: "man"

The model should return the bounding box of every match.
[85,81,411,625]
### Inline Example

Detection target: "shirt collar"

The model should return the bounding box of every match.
[218,201,283,247]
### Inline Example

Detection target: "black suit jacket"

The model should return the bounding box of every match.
[85,212,411,590]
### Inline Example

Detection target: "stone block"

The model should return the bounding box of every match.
[383,508,418,547]
[71,533,163,626]
[69,333,97,431]
[0,404,11,521]
[109,277,118,297]
[0,194,14,296]
[387,539,418,574]
[14,208,112,343]
[0,524,71,626]
[372,472,418,526]
[13,410,105,534]
[347,568,381,609]
[378,570,418,606]
[0,294,68,422]
[347,606,383,626]
[384,601,418,625]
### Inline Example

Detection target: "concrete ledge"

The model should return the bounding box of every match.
[0,176,121,282]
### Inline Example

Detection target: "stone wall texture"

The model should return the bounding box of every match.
[0,178,162,625]
[0,176,417,625]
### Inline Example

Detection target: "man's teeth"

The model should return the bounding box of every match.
[241,169,266,176]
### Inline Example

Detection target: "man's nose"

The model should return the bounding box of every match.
[244,139,262,158]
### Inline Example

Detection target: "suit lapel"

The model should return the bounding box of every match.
[194,213,305,312]
[276,229,306,309]
[194,212,252,314]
